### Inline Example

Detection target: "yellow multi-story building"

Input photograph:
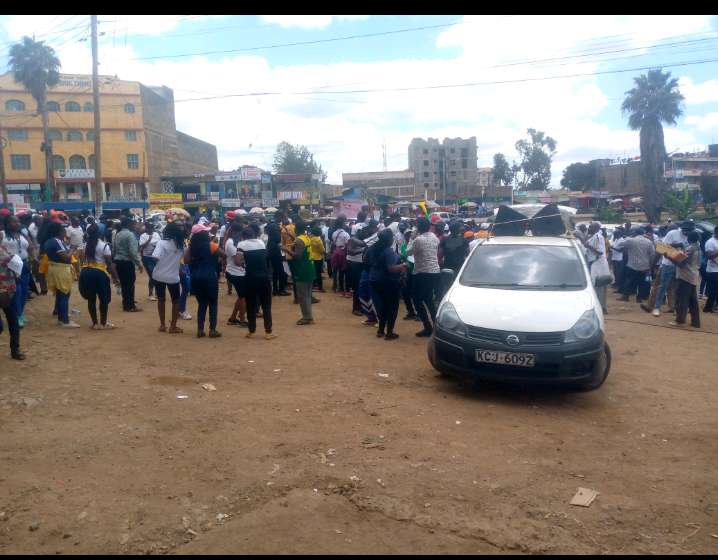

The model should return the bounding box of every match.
[0,71,218,205]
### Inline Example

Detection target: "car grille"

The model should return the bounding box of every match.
[466,326,563,347]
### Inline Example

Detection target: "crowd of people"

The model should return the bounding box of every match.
[1,204,714,361]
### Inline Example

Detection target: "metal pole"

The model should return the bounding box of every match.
[91,15,103,212]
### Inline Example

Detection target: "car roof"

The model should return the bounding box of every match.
[482,236,575,247]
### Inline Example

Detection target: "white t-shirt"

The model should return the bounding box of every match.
[705,237,718,273]
[660,229,688,266]
[586,232,605,263]
[87,240,112,264]
[1,231,29,260]
[28,223,40,252]
[332,229,350,248]
[611,237,625,261]
[67,226,85,249]
[139,231,162,257]
[151,239,184,284]
[224,238,246,277]
[351,222,365,237]
[218,224,227,240]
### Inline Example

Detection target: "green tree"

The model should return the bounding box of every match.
[492,153,512,186]
[664,188,699,221]
[272,141,327,182]
[699,171,718,204]
[560,161,605,192]
[621,68,685,224]
[8,36,61,201]
[515,128,557,190]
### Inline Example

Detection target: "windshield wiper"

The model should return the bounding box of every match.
[466,282,541,289]
[539,283,583,289]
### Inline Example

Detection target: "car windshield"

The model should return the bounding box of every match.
[460,244,586,290]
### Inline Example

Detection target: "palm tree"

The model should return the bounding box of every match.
[8,36,61,201]
[621,69,684,224]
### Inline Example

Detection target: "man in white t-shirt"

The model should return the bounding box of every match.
[651,221,691,316]
[67,217,85,273]
[703,228,718,313]
[224,224,248,326]
[139,222,162,301]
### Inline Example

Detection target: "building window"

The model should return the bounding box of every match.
[86,131,95,141]
[66,130,82,141]
[69,155,86,169]
[7,129,28,141]
[10,154,31,170]
[423,148,428,155]
[423,172,429,178]
[84,102,93,112]
[433,148,437,152]
[47,130,62,141]
[125,130,137,141]
[461,148,468,157]
[127,154,139,169]
[123,103,135,114]
[88,154,95,169]
[375,179,381,184]
[451,170,456,176]
[404,178,410,183]
[5,100,25,111]
[434,183,438,187]
[65,102,81,112]
[51,155,65,170]
[450,147,455,154]
[424,183,429,188]
[423,160,428,166]
[105,183,111,198]
[462,159,468,169]
[46,101,60,112]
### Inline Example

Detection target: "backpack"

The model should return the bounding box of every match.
[0,245,17,308]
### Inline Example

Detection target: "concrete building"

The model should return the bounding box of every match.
[0,72,218,204]
[408,137,479,201]
[341,170,417,199]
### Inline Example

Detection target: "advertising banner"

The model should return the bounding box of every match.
[335,201,364,219]
[215,172,242,181]
[207,192,219,201]
[57,169,95,182]
[261,174,272,184]
[261,190,274,199]
[221,199,243,207]
[13,203,30,215]
[241,167,261,181]
[67,192,82,200]
[108,197,142,203]
[186,193,197,200]
[149,193,183,204]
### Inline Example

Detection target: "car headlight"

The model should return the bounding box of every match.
[564,309,600,343]
[438,302,467,337]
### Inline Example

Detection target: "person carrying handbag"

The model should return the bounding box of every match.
[0,243,25,359]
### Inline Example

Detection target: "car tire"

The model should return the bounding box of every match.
[576,342,611,392]
[427,337,450,377]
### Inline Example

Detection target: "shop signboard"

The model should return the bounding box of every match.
[262,198,279,207]
[261,174,272,184]
[221,198,243,207]
[261,191,274,199]
[590,191,612,199]
[57,169,95,182]
[539,197,552,203]
[273,174,312,183]
[278,191,305,200]
[67,192,82,200]
[13,203,30,215]
[186,193,197,200]
[241,167,261,181]
[558,195,569,202]
[207,192,219,201]
[215,172,242,181]
[149,193,183,204]
[108,197,141,203]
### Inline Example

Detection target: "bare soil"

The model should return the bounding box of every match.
[0,276,717,554]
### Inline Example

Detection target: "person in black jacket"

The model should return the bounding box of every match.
[266,212,290,296]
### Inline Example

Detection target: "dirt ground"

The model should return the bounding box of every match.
[1,273,717,555]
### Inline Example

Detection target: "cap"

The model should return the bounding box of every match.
[191,223,212,234]
[634,227,645,235]
[398,220,408,229]
[464,231,474,238]
[366,218,379,228]
[0,209,10,216]
[430,214,440,223]
[225,210,236,220]
[480,222,489,230]
[680,219,695,230]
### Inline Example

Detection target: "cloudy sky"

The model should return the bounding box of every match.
[1,14,717,186]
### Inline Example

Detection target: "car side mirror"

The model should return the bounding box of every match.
[594,275,613,288]
[441,268,455,290]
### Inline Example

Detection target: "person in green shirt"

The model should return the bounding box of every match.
[400,230,417,320]
[279,220,317,325]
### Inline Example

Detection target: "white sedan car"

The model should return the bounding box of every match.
[428,236,611,391]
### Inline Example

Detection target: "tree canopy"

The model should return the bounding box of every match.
[515,128,557,190]
[699,172,718,204]
[8,36,61,111]
[621,69,685,223]
[560,161,605,192]
[272,141,327,182]
[492,153,511,186]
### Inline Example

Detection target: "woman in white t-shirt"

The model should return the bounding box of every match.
[151,222,186,334]
[78,224,121,330]
[139,222,162,301]
[1,213,37,326]
[330,217,350,295]
[224,223,248,327]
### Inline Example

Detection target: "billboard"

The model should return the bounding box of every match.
[241,167,261,181]
[57,169,95,182]
[149,193,183,204]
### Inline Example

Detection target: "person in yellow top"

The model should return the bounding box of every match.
[309,226,326,293]
[281,216,298,302]
[474,222,490,239]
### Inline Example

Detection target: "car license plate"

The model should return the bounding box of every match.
[475,350,535,367]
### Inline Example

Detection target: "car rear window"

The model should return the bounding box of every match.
[460,244,586,290]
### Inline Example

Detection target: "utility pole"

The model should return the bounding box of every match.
[0,117,7,209]
[91,15,103,214]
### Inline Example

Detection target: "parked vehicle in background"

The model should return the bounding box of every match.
[430,212,458,221]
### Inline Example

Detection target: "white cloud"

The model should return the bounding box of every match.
[261,15,368,29]
[685,113,718,132]
[679,77,718,105]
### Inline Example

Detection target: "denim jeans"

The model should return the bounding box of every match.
[653,265,676,311]
[55,288,71,323]
[141,255,156,294]
[13,269,30,318]
[179,264,191,313]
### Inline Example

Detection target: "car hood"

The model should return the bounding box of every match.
[448,285,595,333]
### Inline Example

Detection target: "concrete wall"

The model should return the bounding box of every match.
[140,84,179,193]
[176,130,218,175]
[408,137,479,199]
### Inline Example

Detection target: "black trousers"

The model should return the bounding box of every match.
[246,276,273,333]
[402,272,416,315]
[268,252,288,293]
[704,272,718,312]
[675,278,700,327]
[622,268,649,301]
[372,280,400,334]
[313,260,323,290]
[347,261,363,311]
[288,260,297,297]
[412,272,440,330]
[0,304,20,353]
[114,260,136,310]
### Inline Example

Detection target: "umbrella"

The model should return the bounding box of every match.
[425,201,439,209]
[264,207,278,213]
[236,209,248,215]
[249,207,264,214]
[461,201,478,208]
[167,207,190,217]
[395,200,411,206]
[609,199,623,205]
[630,197,643,204]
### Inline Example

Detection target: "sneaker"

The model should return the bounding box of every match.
[403,314,417,320]
[265,333,278,340]
[352,309,364,317]
[415,329,433,337]
[245,332,255,339]
[376,331,385,338]
[17,317,24,328]
[61,322,81,329]
[668,321,685,328]
[52,309,58,316]
[362,318,378,325]
[699,293,707,300]
[179,311,192,320]
[653,309,660,317]
[384,333,400,340]
[148,295,157,301]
